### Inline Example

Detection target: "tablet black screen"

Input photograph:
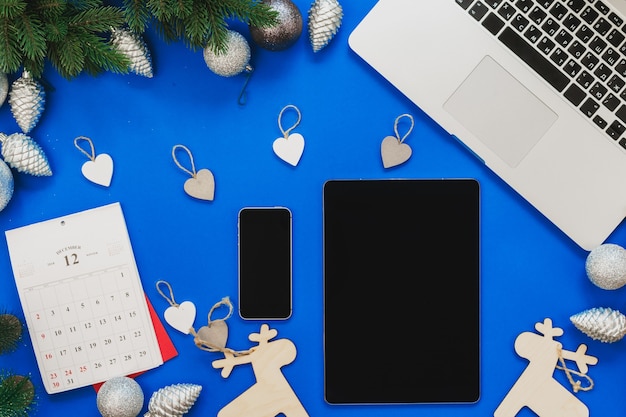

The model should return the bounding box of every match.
[323,179,480,404]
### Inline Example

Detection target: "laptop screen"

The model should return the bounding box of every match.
[323,179,481,404]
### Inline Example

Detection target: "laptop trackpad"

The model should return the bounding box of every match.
[443,56,557,167]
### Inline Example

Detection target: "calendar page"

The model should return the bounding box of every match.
[5,203,163,394]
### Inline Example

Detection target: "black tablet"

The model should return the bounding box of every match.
[323,179,480,404]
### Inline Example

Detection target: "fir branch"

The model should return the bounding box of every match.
[0,18,21,73]
[0,0,26,20]
[15,12,46,62]
[122,0,151,32]
[67,5,125,33]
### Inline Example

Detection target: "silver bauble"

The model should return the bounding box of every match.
[308,0,343,52]
[585,243,626,290]
[144,383,202,417]
[0,133,52,176]
[8,71,45,133]
[250,0,303,51]
[571,307,626,343]
[203,30,252,77]
[0,159,14,212]
[110,27,154,78]
[0,72,8,107]
[97,376,144,417]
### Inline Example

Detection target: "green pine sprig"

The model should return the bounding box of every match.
[0,374,35,417]
[0,1,130,79]
[123,0,278,53]
[0,314,22,355]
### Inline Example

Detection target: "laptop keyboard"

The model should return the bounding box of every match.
[456,0,626,150]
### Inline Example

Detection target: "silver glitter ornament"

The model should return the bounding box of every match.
[0,72,8,107]
[571,307,626,343]
[308,0,343,52]
[0,159,14,212]
[585,243,626,290]
[203,30,252,77]
[97,376,144,417]
[250,0,303,51]
[110,27,153,78]
[0,133,52,176]
[8,71,45,133]
[144,383,202,417]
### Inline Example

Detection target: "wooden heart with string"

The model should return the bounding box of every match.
[172,145,216,201]
[273,104,305,166]
[193,297,235,352]
[74,136,113,187]
[156,281,197,335]
[381,114,415,169]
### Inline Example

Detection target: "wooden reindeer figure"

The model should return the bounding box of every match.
[212,324,309,417]
[494,318,598,417]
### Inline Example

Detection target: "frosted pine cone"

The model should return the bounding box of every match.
[144,383,202,417]
[571,307,626,343]
[0,133,52,176]
[110,27,154,78]
[8,71,45,133]
[308,0,343,52]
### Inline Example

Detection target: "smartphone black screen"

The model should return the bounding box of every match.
[238,207,292,320]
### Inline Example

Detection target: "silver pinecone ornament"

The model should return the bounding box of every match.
[307,0,343,52]
[0,72,8,107]
[0,133,52,176]
[144,383,202,417]
[111,27,154,78]
[8,71,45,133]
[571,307,626,343]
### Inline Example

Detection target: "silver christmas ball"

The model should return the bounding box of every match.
[0,72,8,107]
[250,0,303,51]
[585,243,626,290]
[0,158,14,212]
[203,30,251,77]
[97,377,144,417]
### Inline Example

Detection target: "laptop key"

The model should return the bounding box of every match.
[607,120,626,139]
[529,7,548,24]
[564,83,586,105]
[499,28,569,91]
[456,0,475,10]
[593,115,608,129]
[616,104,626,123]
[577,70,594,89]
[485,0,502,8]
[563,13,581,31]
[581,98,600,117]
[603,93,620,111]
[512,13,530,32]
[566,0,585,13]
[595,1,610,15]
[581,6,599,25]
[550,47,568,65]
[483,12,506,34]
[469,2,489,20]
[590,82,608,100]
[607,29,625,47]
[524,25,541,43]
[549,3,568,20]
[498,3,515,20]
[619,138,626,149]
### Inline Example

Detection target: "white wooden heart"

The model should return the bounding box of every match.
[381,136,412,168]
[81,153,113,187]
[273,133,305,166]
[164,301,196,334]
[196,320,229,350]
[184,168,215,201]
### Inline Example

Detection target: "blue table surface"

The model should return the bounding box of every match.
[1,1,626,416]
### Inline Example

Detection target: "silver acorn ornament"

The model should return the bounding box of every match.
[308,0,343,52]
[203,30,252,77]
[0,72,8,107]
[0,133,52,176]
[0,159,14,212]
[144,383,202,417]
[111,27,154,78]
[8,71,45,133]
[571,307,626,343]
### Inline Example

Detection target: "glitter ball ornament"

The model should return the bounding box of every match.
[308,0,343,52]
[250,0,303,51]
[571,307,626,343]
[144,383,202,417]
[0,133,52,176]
[0,159,14,212]
[97,377,144,417]
[110,27,154,78]
[203,30,252,77]
[0,72,8,107]
[8,71,45,133]
[585,243,626,290]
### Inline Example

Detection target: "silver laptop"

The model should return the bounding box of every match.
[349,0,626,250]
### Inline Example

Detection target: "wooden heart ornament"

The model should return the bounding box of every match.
[164,301,197,334]
[81,153,114,186]
[184,168,215,201]
[381,136,412,168]
[273,133,305,166]
[196,320,229,351]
